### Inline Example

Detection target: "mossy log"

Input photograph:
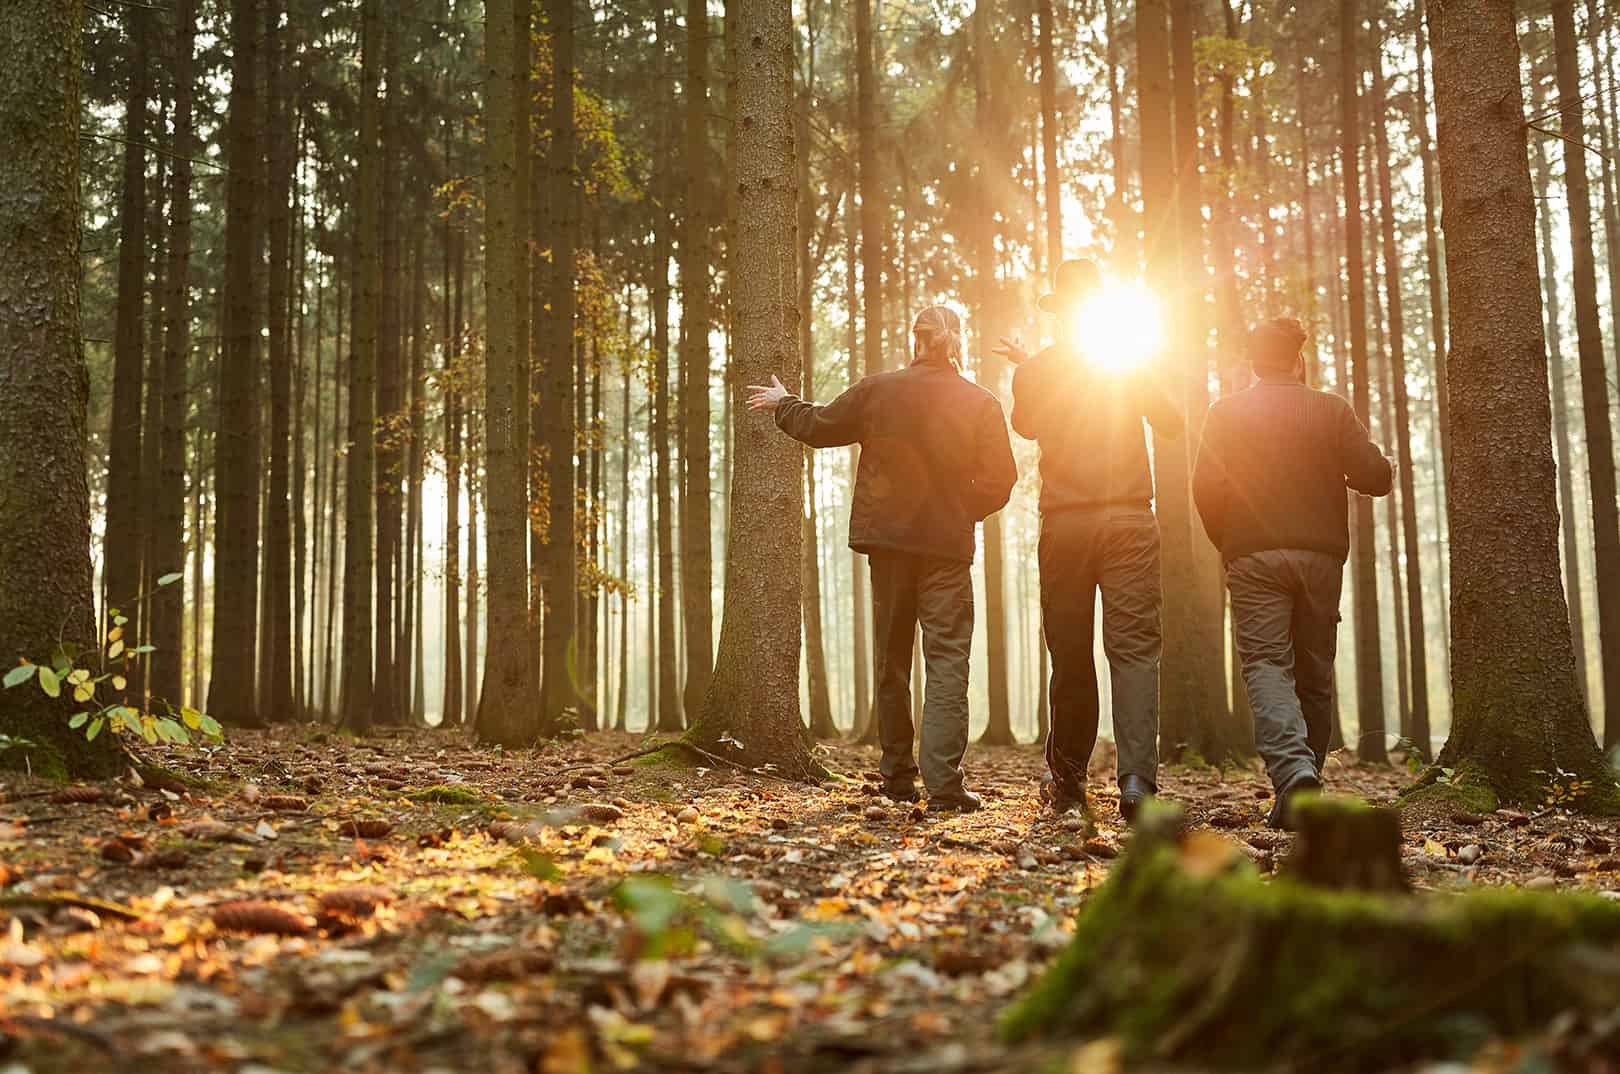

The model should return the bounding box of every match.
[1285,796,1408,893]
[1002,801,1620,1069]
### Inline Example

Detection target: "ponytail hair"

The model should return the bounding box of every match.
[912,304,965,371]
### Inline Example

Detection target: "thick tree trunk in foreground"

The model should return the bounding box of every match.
[687,0,820,781]
[0,0,123,778]
[679,0,716,723]
[478,0,541,745]
[1425,0,1613,808]
[1339,0,1386,762]
[1552,0,1620,748]
[210,0,264,727]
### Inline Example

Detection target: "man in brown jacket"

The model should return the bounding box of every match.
[746,306,1017,812]
[1192,317,1393,828]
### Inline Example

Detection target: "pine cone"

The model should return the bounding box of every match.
[212,900,312,936]
[578,803,624,824]
[453,948,555,983]
[262,795,308,813]
[52,786,105,804]
[317,886,393,918]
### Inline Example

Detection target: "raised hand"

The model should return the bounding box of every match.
[990,335,1031,366]
[745,374,789,412]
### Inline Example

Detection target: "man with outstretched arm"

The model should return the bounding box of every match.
[994,258,1181,824]
[746,305,1017,813]
[1192,317,1393,829]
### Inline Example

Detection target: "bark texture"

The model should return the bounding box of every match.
[687,0,820,781]
[1426,0,1614,807]
[0,0,123,777]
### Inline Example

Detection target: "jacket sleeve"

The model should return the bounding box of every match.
[1191,405,1229,550]
[1337,398,1394,496]
[773,379,867,448]
[970,395,1018,521]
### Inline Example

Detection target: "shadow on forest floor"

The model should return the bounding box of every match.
[2,727,1617,1072]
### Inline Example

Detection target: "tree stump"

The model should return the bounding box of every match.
[1001,801,1620,1070]
[1285,796,1409,893]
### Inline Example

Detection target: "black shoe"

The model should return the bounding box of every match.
[929,790,982,814]
[1267,773,1322,831]
[1039,773,1087,814]
[1118,774,1155,824]
[880,780,920,803]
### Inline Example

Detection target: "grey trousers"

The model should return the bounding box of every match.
[1226,550,1343,791]
[869,552,973,798]
[1038,506,1162,792]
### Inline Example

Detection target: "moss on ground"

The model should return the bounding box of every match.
[404,784,486,805]
[0,739,69,781]
[1000,802,1620,1070]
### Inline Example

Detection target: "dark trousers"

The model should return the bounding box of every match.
[1038,506,1162,793]
[869,551,973,798]
[1226,550,1342,791]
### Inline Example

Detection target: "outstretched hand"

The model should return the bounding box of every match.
[745,374,789,412]
[990,335,1031,366]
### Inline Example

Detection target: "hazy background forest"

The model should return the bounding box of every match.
[69,0,1620,753]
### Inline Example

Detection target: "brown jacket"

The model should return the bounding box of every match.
[774,359,1017,564]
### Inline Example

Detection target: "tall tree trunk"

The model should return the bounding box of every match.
[477,0,540,745]
[1338,0,1387,762]
[105,0,151,647]
[797,11,837,740]
[617,291,632,732]
[1531,57,1591,705]
[443,201,465,726]
[1552,0,1620,747]
[321,249,346,718]
[151,0,196,708]
[687,0,819,781]
[973,0,1015,748]
[1425,0,1613,806]
[539,0,580,730]
[405,226,427,725]
[263,0,295,723]
[1583,0,1620,367]
[1104,0,1131,262]
[0,0,124,777]
[845,201,874,742]
[679,0,716,721]
[1037,0,1061,263]
[1370,20,1430,755]
[212,0,265,727]
[373,13,403,725]
[1157,0,1232,760]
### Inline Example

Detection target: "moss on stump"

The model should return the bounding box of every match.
[1001,801,1620,1069]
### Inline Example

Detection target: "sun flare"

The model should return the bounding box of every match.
[1070,283,1166,374]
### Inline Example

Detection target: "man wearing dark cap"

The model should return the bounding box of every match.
[994,259,1182,822]
[1192,317,1393,829]
[746,305,1017,813]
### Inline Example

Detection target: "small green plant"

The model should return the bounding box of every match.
[4,573,222,747]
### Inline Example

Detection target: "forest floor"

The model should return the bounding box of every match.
[3,727,1619,1074]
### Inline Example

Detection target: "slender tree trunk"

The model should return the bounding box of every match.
[1037,0,1061,263]
[617,292,632,733]
[1531,57,1591,705]
[1370,24,1430,754]
[1552,0,1620,747]
[322,249,346,720]
[845,199,874,743]
[1339,0,1386,762]
[151,0,196,708]
[478,0,540,744]
[539,0,580,729]
[444,205,465,726]
[679,0,716,721]
[262,0,295,722]
[211,0,266,727]
[105,0,151,644]
[687,0,819,781]
[1427,0,1612,805]
[405,226,427,725]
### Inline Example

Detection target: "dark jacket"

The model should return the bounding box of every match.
[774,359,1017,564]
[1192,376,1393,562]
[1009,341,1183,514]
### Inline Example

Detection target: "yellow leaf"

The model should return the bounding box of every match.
[108,626,123,643]
[112,675,127,691]
[108,639,125,660]
[73,683,94,703]
[1424,837,1449,858]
